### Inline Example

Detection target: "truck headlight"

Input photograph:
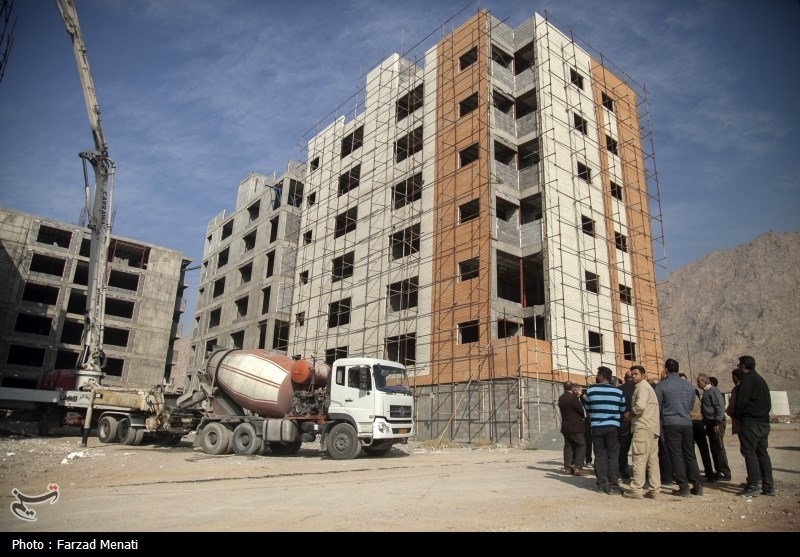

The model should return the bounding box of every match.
[377,422,391,434]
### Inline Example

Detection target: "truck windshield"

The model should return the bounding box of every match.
[373,364,411,394]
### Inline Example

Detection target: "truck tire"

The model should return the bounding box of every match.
[97,415,118,444]
[200,422,231,455]
[326,423,361,460]
[118,418,145,446]
[231,423,261,456]
[267,440,302,456]
[362,444,391,456]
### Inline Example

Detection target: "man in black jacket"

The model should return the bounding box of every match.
[558,382,588,475]
[731,355,774,497]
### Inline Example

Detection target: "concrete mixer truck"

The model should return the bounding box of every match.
[173,348,415,460]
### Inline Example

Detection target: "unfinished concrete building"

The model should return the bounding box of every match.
[0,207,190,389]
[189,9,665,445]
[190,168,305,369]
[289,10,665,444]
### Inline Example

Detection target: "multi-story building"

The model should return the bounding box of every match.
[0,207,190,389]
[190,168,305,370]
[290,10,664,443]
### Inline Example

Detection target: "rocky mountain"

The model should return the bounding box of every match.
[658,230,800,392]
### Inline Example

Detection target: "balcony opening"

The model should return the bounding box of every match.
[491,45,513,70]
[36,225,71,249]
[494,141,516,168]
[7,345,46,367]
[29,254,65,277]
[22,282,59,305]
[515,89,537,118]
[493,90,514,116]
[514,42,535,74]
[15,313,52,336]
[496,197,518,224]
[108,270,139,291]
[496,251,545,306]
[497,319,520,339]
[523,315,546,341]
[520,194,542,224]
[518,138,540,169]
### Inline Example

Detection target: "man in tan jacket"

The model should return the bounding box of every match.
[623,365,661,499]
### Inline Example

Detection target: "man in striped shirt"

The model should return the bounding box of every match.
[584,366,627,494]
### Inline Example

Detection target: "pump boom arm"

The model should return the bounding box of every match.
[55,0,114,389]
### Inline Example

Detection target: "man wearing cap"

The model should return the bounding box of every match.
[558,381,588,475]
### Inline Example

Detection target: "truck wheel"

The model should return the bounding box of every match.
[97,416,118,444]
[118,418,144,446]
[232,423,261,456]
[362,444,391,456]
[326,423,361,460]
[267,440,302,456]
[200,422,231,455]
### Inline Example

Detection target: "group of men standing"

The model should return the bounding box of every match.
[557,355,775,499]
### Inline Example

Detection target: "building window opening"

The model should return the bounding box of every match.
[573,113,588,135]
[458,320,479,344]
[615,231,628,253]
[29,254,65,277]
[491,45,513,70]
[387,277,418,311]
[395,126,424,163]
[209,308,221,328]
[328,298,351,328]
[459,199,480,223]
[459,143,480,167]
[390,224,420,260]
[459,92,479,117]
[570,68,584,90]
[588,330,603,353]
[610,181,623,201]
[332,251,355,282]
[459,257,479,281]
[221,219,234,241]
[385,334,416,366]
[619,284,632,304]
[585,271,599,294]
[338,165,361,196]
[601,92,615,112]
[581,215,596,237]
[577,161,591,182]
[459,46,478,71]
[341,126,364,158]
[218,248,229,269]
[393,172,422,209]
[235,296,249,318]
[396,84,424,121]
[518,138,540,169]
[497,319,520,339]
[334,206,358,238]
[36,225,71,249]
[623,340,637,361]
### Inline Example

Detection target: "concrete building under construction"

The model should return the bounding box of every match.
[191,9,666,445]
[0,207,191,389]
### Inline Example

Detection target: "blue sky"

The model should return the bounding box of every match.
[1,0,798,332]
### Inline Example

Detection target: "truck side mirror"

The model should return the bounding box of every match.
[359,367,371,391]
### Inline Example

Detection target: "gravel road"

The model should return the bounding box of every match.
[1,420,798,533]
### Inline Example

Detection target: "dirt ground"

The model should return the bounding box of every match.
[0,419,798,534]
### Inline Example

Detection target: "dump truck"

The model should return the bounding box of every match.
[171,348,415,460]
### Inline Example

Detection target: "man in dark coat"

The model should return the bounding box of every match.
[558,381,587,475]
[732,355,774,497]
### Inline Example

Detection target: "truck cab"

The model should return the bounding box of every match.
[325,358,414,457]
